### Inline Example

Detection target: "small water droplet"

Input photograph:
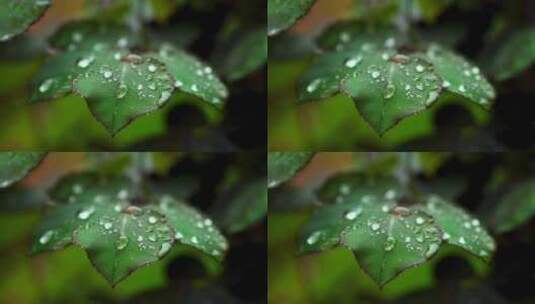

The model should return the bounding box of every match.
[175,231,183,240]
[471,219,480,226]
[384,83,395,99]
[159,91,171,105]
[382,205,390,212]
[191,236,199,244]
[117,189,128,200]
[371,223,380,231]
[117,37,128,48]
[344,207,362,220]
[416,217,425,225]
[174,80,183,88]
[385,189,397,200]
[158,242,172,257]
[39,230,54,244]
[384,236,396,251]
[306,231,321,245]
[459,236,466,244]
[72,184,83,194]
[103,70,113,79]
[116,235,128,250]
[39,79,54,93]
[104,222,113,230]
[384,37,396,48]
[459,85,466,92]
[416,65,425,73]
[191,84,199,92]
[148,64,157,73]
[443,232,450,240]
[148,216,158,224]
[78,206,95,220]
[340,32,351,42]
[117,84,127,99]
[344,56,362,68]
[371,71,380,79]
[426,243,439,257]
[443,80,451,88]
[306,79,321,93]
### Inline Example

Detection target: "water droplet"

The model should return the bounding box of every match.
[416,236,424,243]
[426,91,439,105]
[39,79,54,93]
[384,236,395,251]
[415,217,425,225]
[116,235,128,250]
[416,83,424,91]
[443,80,451,88]
[479,250,488,257]
[114,52,122,60]
[340,32,351,42]
[471,219,480,226]
[39,230,54,244]
[117,189,128,200]
[204,67,212,74]
[464,222,471,229]
[148,83,156,90]
[148,64,157,73]
[442,232,450,240]
[137,235,143,242]
[371,223,380,231]
[191,84,199,92]
[72,184,83,194]
[306,79,321,93]
[426,243,439,257]
[339,184,350,195]
[472,67,480,74]
[148,216,158,224]
[385,189,397,200]
[405,236,411,243]
[371,71,380,79]
[459,85,466,92]
[175,231,183,240]
[306,231,321,245]
[159,91,171,104]
[117,37,128,48]
[344,207,362,220]
[191,236,199,244]
[416,65,425,73]
[204,219,213,226]
[382,205,390,212]
[384,37,396,48]
[103,70,113,79]
[344,56,362,68]
[174,80,183,88]
[77,206,95,220]
[117,84,128,99]
[459,236,466,244]
[384,83,395,99]
[381,53,390,61]
[158,242,172,257]
[104,222,113,230]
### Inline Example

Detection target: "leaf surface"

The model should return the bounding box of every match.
[0,152,45,188]
[491,180,535,233]
[0,0,50,42]
[268,0,316,36]
[267,152,313,188]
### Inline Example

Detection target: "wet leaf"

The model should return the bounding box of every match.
[487,27,535,80]
[340,48,442,135]
[153,196,228,261]
[213,28,267,81]
[0,0,50,42]
[298,188,443,287]
[491,180,535,233]
[268,0,316,36]
[418,195,496,261]
[73,48,175,135]
[316,21,399,51]
[48,20,139,51]
[267,152,314,188]
[0,152,45,188]
[213,178,268,233]
[152,45,228,108]
[317,173,405,205]
[424,44,495,109]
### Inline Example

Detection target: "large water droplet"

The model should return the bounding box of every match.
[39,79,54,93]
[77,56,95,68]
[415,217,425,225]
[371,223,380,231]
[148,64,157,73]
[416,65,425,73]
[426,243,439,257]
[384,236,395,251]
[117,84,128,99]
[306,79,321,93]
[344,207,362,220]
[306,231,321,245]
[148,216,158,224]
[384,83,395,99]
[191,236,199,244]
[158,242,172,257]
[175,231,183,240]
[344,56,362,68]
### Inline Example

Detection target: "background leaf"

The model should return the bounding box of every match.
[0,0,50,42]
[0,152,45,188]
[491,180,535,233]
[267,152,314,188]
[268,0,316,36]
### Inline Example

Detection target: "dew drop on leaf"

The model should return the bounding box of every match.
[158,242,172,257]
[174,231,183,240]
[78,206,95,220]
[39,79,54,93]
[384,236,396,251]
[148,216,158,224]
[344,56,362,68]
[116,235,128,250]
[344,207,362,220]
[306,231,321,245]
[117,84,128,99]
[39,230,54,244]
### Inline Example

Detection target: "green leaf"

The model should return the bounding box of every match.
[0,0,50,42]
[0,152,45,188]
[298,193,443,287]
[213,28,267,81]
[268,0,316,36]
[424,44,495,109]
[72,48,175,135]
[73,204,174,286]
[213,178,268,233]
[31,175,226,286]
[317,173,405,205]
[152,46,228,108]
[418,195,495,261]
[339,48,442,135]
[153,196,228,260]
[491,180,535,233]
[267,152,314,188]
[48,20,139,51]
[316,21,399,52]
[487,27,535,81]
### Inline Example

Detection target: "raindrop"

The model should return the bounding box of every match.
[384,37,396,48]
[148,216,158,224]
[382,205,390,213]
[175,231,183,240]
[73,184,83,194]
[443,80,451,88]
[148,83,156,90]
[339,184,350,195]
[306,231,321,245]
[148,64,157,73]
[344,207,362,220]
[137,235,143,242]
[39,79,54,93]
[471,219,480,226]
[371,223,380,231]
[459,85,466,93]
[371,71,381,79]
[77,56,94,68]
[340,32,351,42]
[415,217,425,225]
[384,236,395,251]
[191,84,199,92]
[117,37,128,48]
[159,91,172,104]
[442,232,450,240]
[117,189,128,200]
[72,32,83,42]
[191,236,199,244]
[381,53,390,61]
[39,230,54,244]
[306,79,321,93]
[104,222,113,230]
[384,189,396,200]
[103,70,113,79]
[78,206,95,220]
[344,56,362,68]
[459,236,466,245]
[116,235,128,250]
[384,83,395,99]
[426,243,439,257]
[158,242,172,257]
[174,80,183,88]
[117,84,127,99]
[416,65,425,73]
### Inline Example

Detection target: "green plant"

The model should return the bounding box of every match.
[0,152,267,288]
[268,152,535,288]
[268,0,535,139]
[0,0,267,138]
